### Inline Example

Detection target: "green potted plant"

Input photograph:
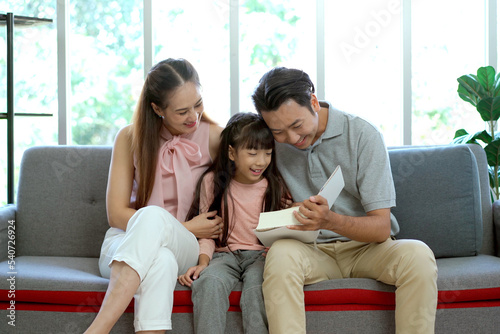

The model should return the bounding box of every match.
[453,65,500,200]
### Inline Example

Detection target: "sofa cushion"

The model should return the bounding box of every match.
[16,146,112,257]
[3,255,500,313]
[389,145,482,258]
[436,255,500,292]
[0,256,108,292]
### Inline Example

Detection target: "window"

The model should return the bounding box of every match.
[69,0,143,145]
[411,0,486,145]
[152,0,316,126]
[0,1,57,205]
[239,0,317,115]
[325,0,402,146]
[1,0,498,205]
[153,0,230,126]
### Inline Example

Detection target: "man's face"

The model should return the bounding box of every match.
[261,98,320,150]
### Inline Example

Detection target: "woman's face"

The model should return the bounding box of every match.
[153,81,204,136]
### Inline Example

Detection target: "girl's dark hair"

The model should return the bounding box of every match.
[251,67,316,115]
[131,58,215,209]
[186,112,291,247]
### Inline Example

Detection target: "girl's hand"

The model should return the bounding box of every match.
[183,210,223,239]
[178,264,208,287]
[281,197,294,208]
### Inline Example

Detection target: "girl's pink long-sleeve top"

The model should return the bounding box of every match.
[198,172,268,259]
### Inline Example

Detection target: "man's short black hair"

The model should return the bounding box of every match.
[251,67,316,115]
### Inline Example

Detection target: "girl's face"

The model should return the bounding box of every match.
[229,146,273,184]
[152,81,204,136]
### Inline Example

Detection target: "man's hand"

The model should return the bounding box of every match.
[289,195,331,231]
[290,196,392,243]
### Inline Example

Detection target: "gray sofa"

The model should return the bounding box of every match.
[1,143,500,333]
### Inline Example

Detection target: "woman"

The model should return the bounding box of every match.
[85,58,223,334]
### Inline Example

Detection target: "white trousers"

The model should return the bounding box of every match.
[99,205,199,332]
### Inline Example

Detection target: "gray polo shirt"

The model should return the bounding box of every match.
[275,101,399,242]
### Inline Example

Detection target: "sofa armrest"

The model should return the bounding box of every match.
[0,204,16,262]
[493,200,500,256]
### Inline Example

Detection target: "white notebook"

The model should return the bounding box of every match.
[254,166,344,247]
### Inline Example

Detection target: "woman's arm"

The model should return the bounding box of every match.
[106,125,137,230]
[184,170,223,239]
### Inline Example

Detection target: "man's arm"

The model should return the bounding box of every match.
[289,195,391,243]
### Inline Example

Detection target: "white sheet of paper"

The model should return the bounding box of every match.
[256,207,301,230]
[254,166,344,246]
[318,166,344,208]
[254,228,320,247]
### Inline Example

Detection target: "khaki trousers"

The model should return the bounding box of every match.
[262,238,438,334]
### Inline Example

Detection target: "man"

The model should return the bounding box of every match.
[252,67,437,334]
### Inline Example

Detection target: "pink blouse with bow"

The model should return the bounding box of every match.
[130,121,212,222]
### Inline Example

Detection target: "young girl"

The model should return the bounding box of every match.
[178,112,292,334]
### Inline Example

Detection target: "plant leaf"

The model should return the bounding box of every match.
[495,73,500,97]
[477,96,500,122]
[452,134,471,144]
[484,138,500,167]
[452,129,491,144]
[453,129,469,139]
[474,129,493,143]
[457,81,480,106]
[477,66,496,94]
[495,81,500,97]
[457,75,487,106]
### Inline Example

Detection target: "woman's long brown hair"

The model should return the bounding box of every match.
[131,58,214,209]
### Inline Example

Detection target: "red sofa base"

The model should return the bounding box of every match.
[3,287,500,313]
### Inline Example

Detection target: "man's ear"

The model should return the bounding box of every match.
[228,145,236,161]
[310,94,321,112]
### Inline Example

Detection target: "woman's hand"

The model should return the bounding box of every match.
[178,264,208,287]
[183,210,223,239]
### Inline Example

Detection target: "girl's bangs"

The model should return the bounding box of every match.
[240,124,274,150]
